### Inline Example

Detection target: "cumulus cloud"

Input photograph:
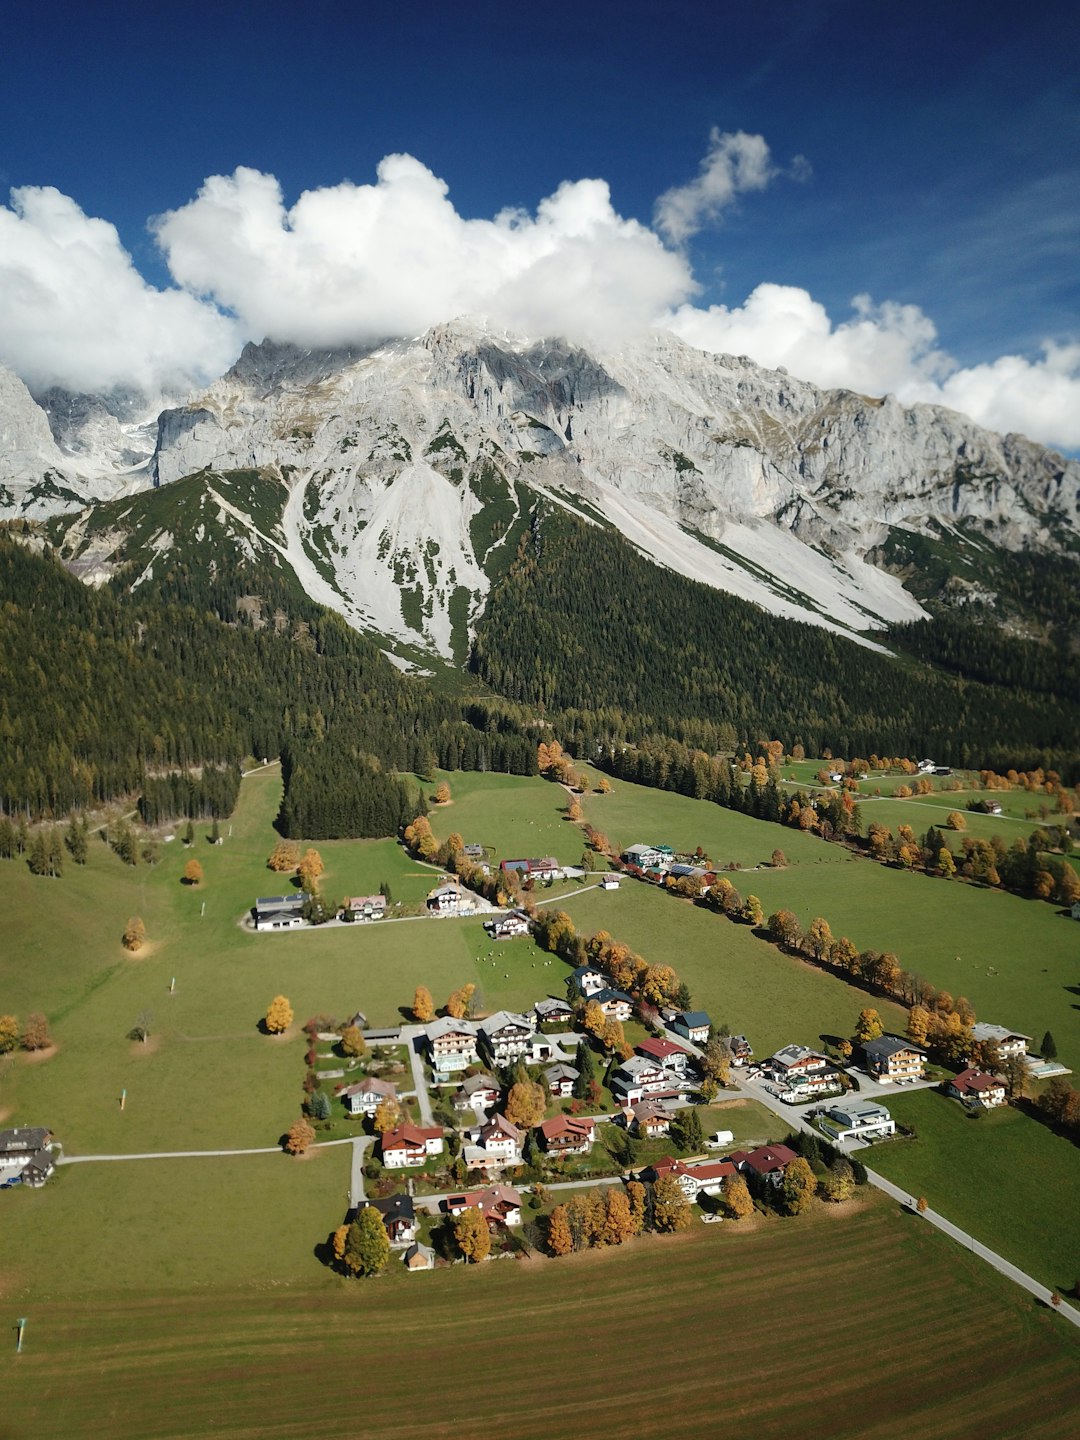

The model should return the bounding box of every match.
[654,129,798,244]
[153,157,694,352]
[0,186,239,395]
[666,285,1080,451]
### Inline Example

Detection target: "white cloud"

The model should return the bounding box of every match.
[0,186,239,395]
[654,129,779,244]
[153,158,694,353]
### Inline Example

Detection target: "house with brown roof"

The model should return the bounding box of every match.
[381,1124,445,1169]
[339,1076,398,1117]
[729,1143,799,1188]
[444,1184,523,1227]
[464,1113,524,1167]
[344,894,386,921]
[640,1156,736,1201]
[945,1069,1007,1109]
[539,1114,595,1155]
[623,1101,672,1138]
[452,1073,501,1112]
[636,1036,695,1078]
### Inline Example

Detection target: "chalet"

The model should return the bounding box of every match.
[539,1115,595,1156]
[764,1045,845,1100]
[636,1036,695,1078]
[427,883,462,914]
[528,1035,555,1063]
[593,987,633,1022]
[444,1184,523,1227]
[970,1023,1031,1062]
[946,1069,1007,1109]
[381,1124,444,1169]
[339,1076,398,1117]
[344,894,386,921]
[622,844,668,871]
[403,1242,436,1271]
[728,1034,754,1066]
[484,913,531,939]
[544,1061,579,1098]
[0,1127,54,1187]
[610,1054,687,1107]
[426,1017,479,1075]
[599,876,620,890]
[535,997,574,1027]
[452,1073,501,1111]
[672,1011,711,1045]
[253,893,308,930]
[642,1156,736,1201]
[358,1193,417,1247]
[569,965,605,998]
[862,1035,926,1083]
[464,1113,524,1166]
[624,1101,671,1139]
[730,1143,798,1188]
[819,1101,896,1142]
[500,857,561,881]
[480,1011,534,1064]
[986,801,1003,816]
[463,844,486,861]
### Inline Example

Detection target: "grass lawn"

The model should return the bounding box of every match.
[1,1194,1078,1438]
[558,880,908,1058]
[742,857,1080,1070]
[865,1089,1080,1291]
[421,769,583,865]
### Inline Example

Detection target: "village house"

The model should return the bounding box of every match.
[444,1184,523,1228]
[462,844,486,861]
[426,1017,480,1076]
[527,1035,555,1063]
[623,1101,672,1139]
[636,1036,695,1079]
[729,1143,799,1189]
[480,1011,534,1064]
[862,1035,926,1083]
[464,1113,524,1167]
[610,1054,688,1107]
[544,1061,579,1098]
[672,1011,711,1045]
[593,987,634,1022]
[381,1123,445,1169]
[427,882,463,914]
[0,1127,55,1188]
[339,1076,398,1118]
[535,996,575,1028]
[727,1034,754,1066]
[344,894,386,921]
[484,913,531,939]
[403,1242,436,1271]
[622,843,675,872]
[452,1073,501,1112]
[642,1156,736,1202]
[970,1023,1031,1062]
[764,1044,845,1101]
[819,1100,896,1143]
[946,1069,1007,1109]
[358,1193,418,1247]
[568,965,605,998]
[253,893,308,930]
[500,857,561,881]
[599,875,621,890]
[539,1114,596,1156]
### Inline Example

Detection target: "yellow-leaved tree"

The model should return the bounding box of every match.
[265,995,294,1034]
[452,1207,491,1264]
[412,986,435,1022]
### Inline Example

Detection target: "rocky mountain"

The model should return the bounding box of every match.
[5,321,1079,662]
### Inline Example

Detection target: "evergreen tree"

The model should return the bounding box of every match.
[1041,1030,1058,1061]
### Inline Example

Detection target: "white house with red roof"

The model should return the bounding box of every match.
[636,1036,695,1078]
[464,1113,524,1167]
[381,1124,444,1168]
[539,1114,595,1156]
[945,1069,1007,1108]
[729,1143,799,1188]
[444,1184,523,1227]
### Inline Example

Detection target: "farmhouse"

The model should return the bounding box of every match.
[637,1036,695,1077]
[500,857,561,881]
[593,988,634,1022]
[358,1193,417,1247]
[484,913,530,939]
[381,1124,445,1169]
[569,965,605,998]
[672,1011,711,1045]
[622,843,671,871]
[253,893,308,930]
[339,1076,398,1117]
[624,1101,671,1138]
[946,1069,1007,1108]
[539,1115,595,1155]
[426,1017,480,1075]
[344,894,385,921]
[464,1113,524,1166]
[544,1061,579,1097]
[970,1023,1031,1062]
[427,883,462,914]
[453,1073,501,1111]
[862,1035,926,1083]
[728,1034,754,1066]
[0,1127,55,1188]
[819,1100,896,1142]
[730,1143,799,1188]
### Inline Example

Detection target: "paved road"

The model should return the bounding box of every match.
[403,1026,436,1125]
[349,1136,374,1208]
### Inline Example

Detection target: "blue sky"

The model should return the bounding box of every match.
[3,0,1079,445]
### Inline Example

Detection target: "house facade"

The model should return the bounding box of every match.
[480,1011,534,1064]
[464,1113,524,1167]
[484,914,530,939]
[452,1074,501,1111]
[427,883,462,914]
[339,1076,398,1117]
[625,1102,671,1138]
[253,893,308,930]
[344,894,386,921]
[426,1018,479,1074]
[535,997,574,1027]
[765,1044,844,1100]
[730,1143,799,1188]
[569,965,605,998]
[593,988,634,1022]
[381,1124,444,1169]
[636,1036,695,1078]
[819,1101,896,1142]
[728,1034,754,1066]
[862,1035,926,1083]
[970,1023,1031,1062]
[359,1193,417,1247]
[672,1011,711,1045]
[444,1184,523,1227]
[539,1115,595,1155]
[0,1127,54,1188]
[946,1069,1007,1108]
[544,1062,579,1098]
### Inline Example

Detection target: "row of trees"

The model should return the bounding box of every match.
[0,1012,51,1053]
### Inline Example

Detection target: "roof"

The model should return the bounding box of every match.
[427,1016,477,1041]
[535,996,573,1016]
[382,1123,442,1150]
[733,1143,798,1175]
[0,1127,52,1153]
[631,1101,670,1123]
[864,1035,924,1060]
[950,1068,1005,1095]
[540,1115,595,1141]
[771,1043,828,1067]
[346,894,385,907]
[528,856,559,871]
[613,1055,664,1080]
[458,1073,500,1096]
[363,1193,416,1222]
[481,1113,524,1142]
[593,987,633,1005]
[570,964,603,980]
[339,1077,397,1100]
[403,1242,435,1266]
[970,1023,1032,1045]
[255,893,307,909]
[675,1011,710,1029]
[825,1100,891,1123]
[481,1010,532,1036]
[637,1037,691,1062]
[544,1062,580,1083]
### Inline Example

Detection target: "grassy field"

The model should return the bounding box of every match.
[1,1193,1078,1439]
[423,769,585,864]
[866,1089,1080,1291]
[741,858,1080,1070]
[558,880,909,1057]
